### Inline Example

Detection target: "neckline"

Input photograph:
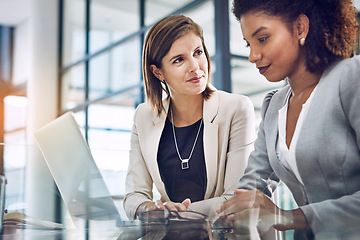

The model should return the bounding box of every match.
[167,115,203,129]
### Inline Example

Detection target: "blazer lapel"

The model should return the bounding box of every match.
[294,66,337,188]
[147,100,170,200]
[203,90,219,199]
[267,86,309,205]
[265,86,300,184]
[264,87,286,167]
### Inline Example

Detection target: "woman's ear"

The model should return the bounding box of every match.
[295,14,310,39]
[150,64,164,81]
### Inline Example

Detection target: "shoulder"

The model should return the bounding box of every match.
[336,56,360,106]
[334,55,360,69]
[215,90,254,110]
[134,102,153,113]
[133,102,156,121]
[338,56,360,80]
[320,56,360,95]
[204,90,254,122]
[324,55,360,80]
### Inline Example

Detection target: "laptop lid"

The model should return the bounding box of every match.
[34,112,125,224]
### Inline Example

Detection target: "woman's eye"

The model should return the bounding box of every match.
[194,49,203,56]
[173,57,183,64]
[259,36,268,43]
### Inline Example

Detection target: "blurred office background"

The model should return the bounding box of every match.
[0,0,359,239]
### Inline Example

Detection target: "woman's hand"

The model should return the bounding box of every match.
[216,189,289,231]
[136,201,158,217]
[156,198,191,211]
[136,198,191,218]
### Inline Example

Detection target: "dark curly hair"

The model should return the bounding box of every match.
[232,0,359,74]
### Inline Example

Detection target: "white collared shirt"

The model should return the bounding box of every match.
[277,85,318,185]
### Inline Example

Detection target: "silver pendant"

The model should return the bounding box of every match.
[181,159,189,170]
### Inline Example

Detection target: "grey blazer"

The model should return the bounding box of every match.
[238,55,360,240]
[124,88,256,220]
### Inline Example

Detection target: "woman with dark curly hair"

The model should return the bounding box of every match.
[216,0,360,239]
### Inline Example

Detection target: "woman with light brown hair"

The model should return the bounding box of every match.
[123,15,256,221]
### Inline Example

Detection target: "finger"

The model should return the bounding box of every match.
[235,189,258,205]
[235,189,257,204]
[216,202,225,214]
[216,197,239,215]
[234,189,248,195]
[226,213,236,221]
[181,198,191,209]
[217,194,255,216]
[217,195,240,214]
[163,201,178,211]
[155,200,165,210]
[174,202,187,211]
[148,202,158,211]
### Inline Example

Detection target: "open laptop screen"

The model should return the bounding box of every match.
[34,112,120,222]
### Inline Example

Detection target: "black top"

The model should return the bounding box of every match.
[157,117,207,203]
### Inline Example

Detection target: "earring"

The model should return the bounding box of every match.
[161,80,166,84]
[299,37,306,46]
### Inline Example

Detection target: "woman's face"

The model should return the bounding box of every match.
[151,31,208,99]
[240,11,304,82]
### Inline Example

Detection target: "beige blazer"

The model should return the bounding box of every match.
[123,89,256,220]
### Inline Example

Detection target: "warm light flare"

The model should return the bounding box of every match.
[4,96,28,108]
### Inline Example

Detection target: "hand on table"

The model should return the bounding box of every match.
[155,198,191,211]
[216,189,308,233]
[136,198,191,218]
[216,189,287,233]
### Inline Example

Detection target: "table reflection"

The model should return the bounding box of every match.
[1,218,265,240]
[117,218,263,240]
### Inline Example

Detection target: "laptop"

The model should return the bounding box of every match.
[33,111,141,230]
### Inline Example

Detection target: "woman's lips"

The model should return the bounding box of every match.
[258,65,270,75]
[187,76,202,83]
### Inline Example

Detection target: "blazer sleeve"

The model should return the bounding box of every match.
[238,90,279,197]
[123,105,154,220]
[300,56,360,238]
[189,95,256,220]
[222,95,257,196]
[340,56,360,149]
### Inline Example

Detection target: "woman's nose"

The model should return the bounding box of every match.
[189,57,200,72]
[249,47,261,63]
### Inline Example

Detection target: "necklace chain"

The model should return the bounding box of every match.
[170,108,203,170]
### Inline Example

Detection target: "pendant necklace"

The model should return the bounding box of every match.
[170,108,203,170]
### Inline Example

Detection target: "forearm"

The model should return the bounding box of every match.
[123,191,154,220]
